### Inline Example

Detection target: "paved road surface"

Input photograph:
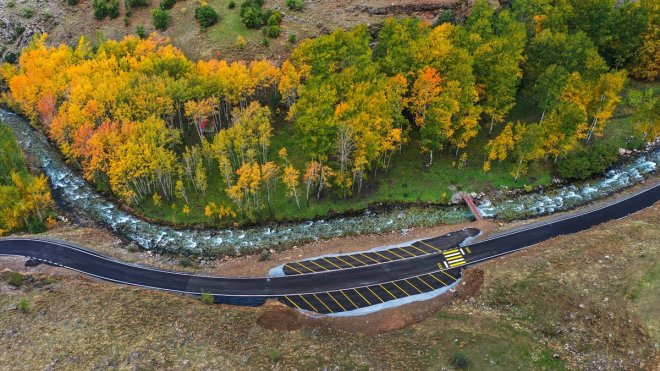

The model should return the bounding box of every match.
[1,182,658,313]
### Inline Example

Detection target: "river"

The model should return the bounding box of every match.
[2,109,657,256]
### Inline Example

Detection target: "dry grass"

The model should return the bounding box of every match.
[0,203,658,369]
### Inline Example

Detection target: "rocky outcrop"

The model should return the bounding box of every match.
[352,1,460,15]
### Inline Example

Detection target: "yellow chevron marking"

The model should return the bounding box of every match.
[418,240,441,251]
[285,264,305,275]
[322,257,343,270]
[313,293,333,313]
[366,286,385,303]
[404,279,423,294]
[353,288,371,305]
[340,290,359,309]
[417,276,435,290]
[285,296,301,309]
[440,270,457,281]
[327,292,347,312]
[299,295,318,312]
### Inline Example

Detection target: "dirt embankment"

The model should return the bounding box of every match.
[257,268,484,334]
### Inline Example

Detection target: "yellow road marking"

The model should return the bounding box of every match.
[398,247,417,257]
[418,240,441,251]
[374,251,394,261]
[392,281,410,296]
[327,292,347,311]
[340,290,359,309]
[466,247,472,253]
[366,286,385,303]
[361,253,381,264]
[353,288,371,305]
[285,296,301,309]
[323,257,343,270]
[380,284,398,299]
[428,273,447,286]
[410,244,429,255]
[440,270,457,281]
[350,255,368,265]
[299,295,318,312]
[449,261,465,267]
[388,249,407,259]
[296,262,316,273]
[335,255,356,268]
[404,279,423,294]
[416,276,435,290]
[313,293,333,313]
[446,255,464,262]
[309,260,329,271]
[444,249,459,254]
[285,264,305,275]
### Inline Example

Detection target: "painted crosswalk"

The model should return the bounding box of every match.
[441,248,467,268]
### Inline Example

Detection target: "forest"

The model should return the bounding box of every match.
[0,126,54,235]
[1,0,658,226]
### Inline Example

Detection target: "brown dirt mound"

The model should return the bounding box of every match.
[257,267,484,334]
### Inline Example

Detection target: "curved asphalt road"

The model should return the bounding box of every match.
[1,182,658,308]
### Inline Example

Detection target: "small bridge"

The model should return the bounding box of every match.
[462,194,483,221]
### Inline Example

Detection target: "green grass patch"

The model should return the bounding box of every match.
[628,263,660,340]
[204,0,261,47]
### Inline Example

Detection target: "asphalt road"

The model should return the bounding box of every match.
[1,182,658,311]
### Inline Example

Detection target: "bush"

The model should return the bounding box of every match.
[125,0,149,9]
[107,0,120,19]
[3,52,18,64]
[20,7,35,19]
[136,25,146,38]
[266,348,283,362]
[6,271,25,287]
[228,0,236,9]
[236,35,246,49]
[285,0,304,11]
[450,352,469,369]
[200,293,214,304]
[258,249,271,261]
[240,1,263,29]
[160,0,176,10]
[67,0,80,5]
[556,144,619,180]
[179,257,193,267]
[93,0,107,19]
[194,4,219,28]
[263,25,280,38]
[18,298,30,314]
[434,10,455,26]
[266,11,281,26]
[288,34,296,44]
[152,8,170,30]
[26,219,47,234]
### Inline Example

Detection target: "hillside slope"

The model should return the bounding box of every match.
[1,201,657,369]
[1,0,480,62]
